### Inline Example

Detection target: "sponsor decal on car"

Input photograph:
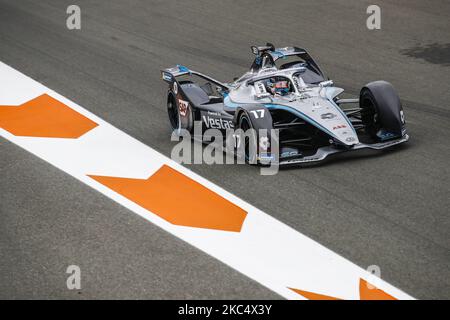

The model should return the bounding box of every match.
[321,112,337,120]
[254,81,266,94]
[201,112,234,129]
[377,130,397,141]
[207,110,220,116]
[258,153,275,162]
[178,99,189,116]
[162,72,172,81]
[281,150,299,158]
[312,101,322,109]
[333,124,347,130]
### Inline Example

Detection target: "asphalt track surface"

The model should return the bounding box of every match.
[0,0,449,299]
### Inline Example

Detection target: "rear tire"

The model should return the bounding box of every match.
[167,93,179,132]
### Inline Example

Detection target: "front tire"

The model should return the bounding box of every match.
[237,112,258,164]
[360,81,405,141]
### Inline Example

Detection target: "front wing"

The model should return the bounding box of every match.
[279,134,409,165]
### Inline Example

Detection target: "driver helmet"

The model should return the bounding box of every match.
[268,78,290,96]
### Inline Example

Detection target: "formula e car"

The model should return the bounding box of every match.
[161,43,408,165]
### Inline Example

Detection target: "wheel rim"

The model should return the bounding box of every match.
[361,95,381,138]
[239,115,253,162]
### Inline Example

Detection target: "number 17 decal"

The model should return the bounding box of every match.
[250,109,265,119]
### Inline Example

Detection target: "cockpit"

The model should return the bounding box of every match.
[252,75,297,99]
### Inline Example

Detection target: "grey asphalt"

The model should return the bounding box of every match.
[0,0,449,299]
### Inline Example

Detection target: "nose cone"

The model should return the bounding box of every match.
[296,97,359,146]
[331,124,359,146]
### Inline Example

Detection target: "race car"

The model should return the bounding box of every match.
[161,43,408,165]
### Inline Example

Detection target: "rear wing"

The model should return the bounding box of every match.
[161,65,191,83]
[161,64,229,90]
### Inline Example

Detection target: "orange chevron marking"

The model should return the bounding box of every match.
[359,279,396,300]
[0,94,97,138]
[89,165,248,232]
[288,288,341,300]
[289,278,398,300]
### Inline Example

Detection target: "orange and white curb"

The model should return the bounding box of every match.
[0,61,414,300]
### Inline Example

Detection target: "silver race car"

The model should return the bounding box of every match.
[161,43,408,165]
